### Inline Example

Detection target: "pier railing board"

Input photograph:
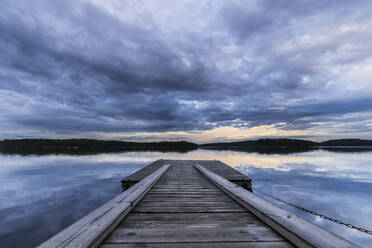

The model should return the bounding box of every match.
[194,164,360,248]
[37,164,170,248]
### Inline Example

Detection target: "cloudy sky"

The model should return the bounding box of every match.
[1,0,372,143]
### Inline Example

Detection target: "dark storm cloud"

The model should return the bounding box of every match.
[1,0,372,139]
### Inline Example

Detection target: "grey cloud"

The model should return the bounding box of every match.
[219,4,276,40]
[1,0,372,139]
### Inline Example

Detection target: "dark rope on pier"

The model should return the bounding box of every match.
[250,186,372,235]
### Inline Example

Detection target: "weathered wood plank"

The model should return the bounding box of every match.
[122,212,257,221]
[147,189,221,194]
[119,219,266,228]
[132,206,247,213]
[194,164,360,248]
[37,164,170,248]
[143,194,229,198]
[136,201,242,207]
[101,242,294,248]
[153,186,215,188]
[105,226,285,243]
[140,198,233,202]
[142,193,226,199]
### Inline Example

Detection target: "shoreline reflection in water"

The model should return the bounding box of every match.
[0,149,371,247]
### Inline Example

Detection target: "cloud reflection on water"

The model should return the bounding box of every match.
[0,149,372,247]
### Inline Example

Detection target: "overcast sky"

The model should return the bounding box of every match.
[1,0,372,142]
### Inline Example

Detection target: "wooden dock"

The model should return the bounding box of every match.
[38,160,359,248]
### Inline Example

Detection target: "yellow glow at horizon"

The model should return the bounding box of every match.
[104,124,309,143]
[191,125,308,142]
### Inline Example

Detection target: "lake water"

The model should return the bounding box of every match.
[0,149,372,247]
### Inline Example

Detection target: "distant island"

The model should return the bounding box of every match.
[0,139,197,155]
[1,138,372,155]
[200,138,372,148]
[199,138,372,154]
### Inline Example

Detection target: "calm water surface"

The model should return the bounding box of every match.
[1,149,372,247]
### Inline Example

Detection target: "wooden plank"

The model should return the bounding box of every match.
[119,219,266,228]
[194,164,360,248]
[140,198,233,202]
[143,194,229,198]
[136,201,242,207]
[143,193,228,197]
[132,206,247,213]
[149,189,222,192]
[141,195,231,199]
[152,186,215,188]
[104,226,285,243]
[101,242,294,248]
[148,191,222,194]
[122,212,257,221]
[145,191,225,194]
[37,164,170,248]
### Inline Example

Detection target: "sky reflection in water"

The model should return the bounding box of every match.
[0,149,371,247]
